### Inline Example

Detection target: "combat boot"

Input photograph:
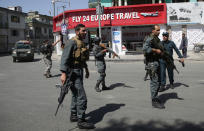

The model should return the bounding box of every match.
[159,85,166,92]
[102,85,109,90]
[46,72,52,78]
[77,119,95,129]
[95,82,101,92]
[70,112,78,122]
[102,81,109,90]
[152,98,165,109]
[170,84,174,89]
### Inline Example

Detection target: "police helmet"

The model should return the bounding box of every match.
[94,37,101,43]
[162,32,169,37]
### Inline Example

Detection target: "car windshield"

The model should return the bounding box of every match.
[16,43,31,49]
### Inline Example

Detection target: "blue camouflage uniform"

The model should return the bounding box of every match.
[60,36,88,120]
[93,44,107,90]
[143,34,161,100]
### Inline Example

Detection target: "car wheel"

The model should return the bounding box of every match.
[194,46,201,53]
[13,57,16,62]
[31,56,34,61]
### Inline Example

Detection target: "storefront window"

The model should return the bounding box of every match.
[122,26,152,53]
[172,0,189,2]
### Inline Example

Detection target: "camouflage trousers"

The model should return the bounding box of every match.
[146,61,160,99]
[43,55,52,74]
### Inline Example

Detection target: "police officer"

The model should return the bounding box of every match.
[42,40,59,78]
[143,25,165,109]
[93,37,109,92]
[159,32,184,91]
[60,24,94,129]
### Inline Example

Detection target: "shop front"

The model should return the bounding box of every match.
[53,3,167,55]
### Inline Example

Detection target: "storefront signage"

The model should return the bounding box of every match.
[53,3,166,32]
[61,23,67,35]
[72,12,140,23]
[167,2,204,25]
[111,26,122,54]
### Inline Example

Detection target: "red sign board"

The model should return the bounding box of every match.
[53,3,167,32]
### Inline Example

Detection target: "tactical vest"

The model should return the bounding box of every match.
[144,34,161,62]
[71,36,89,65]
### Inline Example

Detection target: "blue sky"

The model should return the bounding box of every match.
[0,0,89,16]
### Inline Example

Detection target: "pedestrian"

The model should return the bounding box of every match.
[179,33,188,58]
[159,32,184,92]
[60,24,94,129]
[93,37,109,92]
[143,24,165,109]
[41,39,59,78]
[108,41,112,58]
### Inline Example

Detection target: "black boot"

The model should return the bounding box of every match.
[70,112,78,122]
[46,72,52,78]
[77,119,95,129]
[102,85,109,90]
[102,81,109,90]
[95,82,101,92]
[159,85,166,92]
[170,84,174,89]
[152,98,165,109]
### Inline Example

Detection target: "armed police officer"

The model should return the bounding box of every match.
[143,25,165,109]
[41,39,59,78]
[60,24,94,129]
[159,32,184,91]
[93,37,109,92]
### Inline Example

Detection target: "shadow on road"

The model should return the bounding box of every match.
[108,83,134,90]
[51,73,61,78]
[158,92,184,104]
[87,103,125,124]
[0,53,11,57]
[32,58,41,62]
[95,119,204,131]
[165,82,189,90]
[13,58,41,63]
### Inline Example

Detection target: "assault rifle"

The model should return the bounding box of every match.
[100,43,120,59]
[152,41,180,74]
[55,70,73,116]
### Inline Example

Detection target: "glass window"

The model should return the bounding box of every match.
[12,30,18,36]
[16,43,31,49]
[11,15,20,23]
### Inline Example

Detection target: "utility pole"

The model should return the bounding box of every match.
[52,0,69,17]
[62,5,66,24]
[52,0,56,16]
[96,0,104,39]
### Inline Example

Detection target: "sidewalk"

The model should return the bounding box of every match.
[53,50,204,62]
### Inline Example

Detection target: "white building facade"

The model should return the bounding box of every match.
[167,2,204,50]
[0,7,26,53]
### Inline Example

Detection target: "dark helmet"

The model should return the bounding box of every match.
[162,32,169,37]
[94,37,101,43]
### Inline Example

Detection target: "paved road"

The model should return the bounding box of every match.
[0,54,204,131]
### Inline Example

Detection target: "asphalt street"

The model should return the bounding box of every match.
[0,54,204,131]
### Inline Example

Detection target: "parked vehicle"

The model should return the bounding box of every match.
[194,43,204,53]
[12,40,34,62]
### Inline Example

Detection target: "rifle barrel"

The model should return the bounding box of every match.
[55,104,61,116]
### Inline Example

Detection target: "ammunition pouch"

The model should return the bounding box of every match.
[71,37,89,65]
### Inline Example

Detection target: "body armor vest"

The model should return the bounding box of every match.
[71,36,89,65]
